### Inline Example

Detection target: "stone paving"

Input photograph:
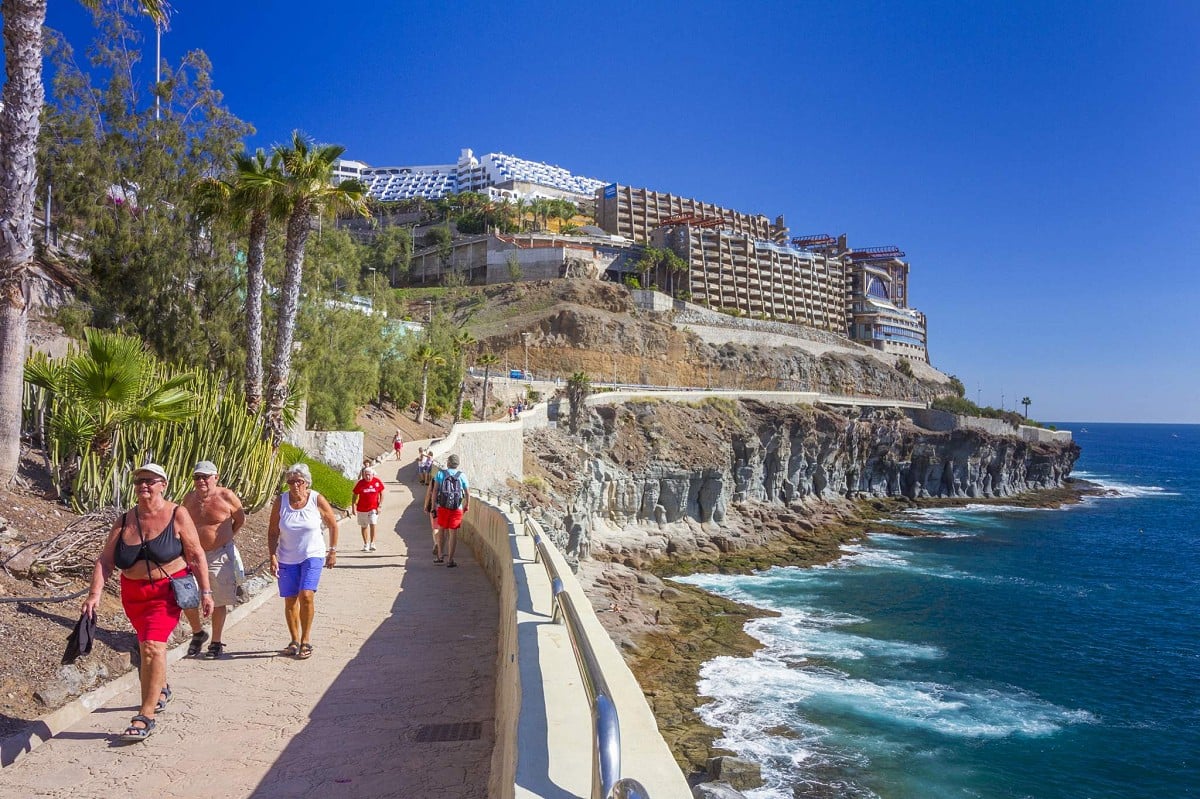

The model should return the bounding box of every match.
[0,448,498,799]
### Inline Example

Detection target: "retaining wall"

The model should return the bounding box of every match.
[460,496,691,799]
[427,420,524,492]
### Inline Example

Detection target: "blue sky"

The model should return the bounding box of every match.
[39,1,1200,423]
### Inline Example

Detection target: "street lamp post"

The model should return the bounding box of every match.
[522,332,530,379]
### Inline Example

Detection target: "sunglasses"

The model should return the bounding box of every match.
[193,474,213,481]
[132,477,163,486]
[286,479,307,485]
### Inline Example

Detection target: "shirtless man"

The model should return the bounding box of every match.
[181,460,246,659]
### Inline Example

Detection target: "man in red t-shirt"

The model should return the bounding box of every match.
[351,465,386,551]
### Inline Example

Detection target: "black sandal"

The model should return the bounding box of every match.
[282,641,300,656]
[119,714,156,742]
[155,684,172,713]
[204,642,226,660]
[186,630,209,657]
[297,643,314,660]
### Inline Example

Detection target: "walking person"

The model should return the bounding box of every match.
[81,463,213,741]
[424,454,469,568]
[268,463,340,660]
[181,460,246,660]
[417,448,433,486]
[352,465,386,551]
[393,430,404,460]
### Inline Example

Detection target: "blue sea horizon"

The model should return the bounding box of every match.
[679,422,1199,798]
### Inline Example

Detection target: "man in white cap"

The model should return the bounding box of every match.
[181,460,245,658]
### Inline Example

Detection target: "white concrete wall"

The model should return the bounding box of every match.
[460,495,691,799]
[285,430,365,479]
[427,420,524,492]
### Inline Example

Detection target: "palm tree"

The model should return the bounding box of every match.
[0,1,166,484]
[24,329,195,489]
[412,343,446,424]
[514,197,527,232]
[566,371,592,434]
[195,149,286,413]
[261,131,370,444]
[477,352,500,420]
[663,249,689,296]
[451,331,477,422]
[1021,396,1031,419]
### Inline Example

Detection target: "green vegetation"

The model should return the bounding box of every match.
[895,359,915,378]
[278,444,353,508]
[24,330,281,511]
[930,396,1037,428]
[567,371,592,433]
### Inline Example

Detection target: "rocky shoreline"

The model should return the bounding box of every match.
[574,482,1096,789]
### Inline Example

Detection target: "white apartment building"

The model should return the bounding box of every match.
[336,148,607,205]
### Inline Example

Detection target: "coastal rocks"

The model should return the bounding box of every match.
[704,755,763,790]
[692,782,750,799]
[529,400,1079,562]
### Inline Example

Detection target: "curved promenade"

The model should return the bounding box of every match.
[0,448,498,798]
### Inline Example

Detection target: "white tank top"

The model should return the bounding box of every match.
[276,490,328,564]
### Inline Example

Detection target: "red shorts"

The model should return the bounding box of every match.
[120,568,187,642]
[436,507,464,530]
[394,442,402,453]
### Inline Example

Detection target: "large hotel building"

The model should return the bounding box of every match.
[338,147,929,362]
[595,184,930,361]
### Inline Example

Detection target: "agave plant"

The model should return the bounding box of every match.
[25,330,196,502]
[24,329,281,511]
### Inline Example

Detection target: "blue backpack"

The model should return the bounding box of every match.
[436,470,464,510]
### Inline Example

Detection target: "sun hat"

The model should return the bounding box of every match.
[135,463,169,482]
[193,460,218,476]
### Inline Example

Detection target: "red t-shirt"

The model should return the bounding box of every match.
[352,476,386,512]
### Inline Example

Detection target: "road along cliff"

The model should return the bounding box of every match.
[519,398,1081,781]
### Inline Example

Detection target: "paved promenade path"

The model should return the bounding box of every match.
[1,448,498,799]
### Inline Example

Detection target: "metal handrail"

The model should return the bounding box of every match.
[519,507,652,799]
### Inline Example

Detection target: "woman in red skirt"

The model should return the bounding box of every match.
[82,463,212,742]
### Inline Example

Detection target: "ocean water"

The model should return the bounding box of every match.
[678,423,1199,798]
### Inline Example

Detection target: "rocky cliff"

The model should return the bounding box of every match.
[525,399,1080,564]
[520,397,1080,785]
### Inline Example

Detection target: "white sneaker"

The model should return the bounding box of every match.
[361,545,369,552]
[369,544,376,551]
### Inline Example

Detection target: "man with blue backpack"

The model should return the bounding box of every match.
[424,453,470,568]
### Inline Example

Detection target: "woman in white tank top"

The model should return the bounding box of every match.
[268,463,340,659]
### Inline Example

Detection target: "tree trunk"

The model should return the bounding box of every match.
[417,363,429,424]
[481,368,491,420]
[244,211,268,413]
[0,0,47,484]
[264,206,313,444]
[454,374,466,423]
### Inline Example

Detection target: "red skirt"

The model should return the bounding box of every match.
[120,567,187,642]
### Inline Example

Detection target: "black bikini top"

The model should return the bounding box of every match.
[113,506,183,570]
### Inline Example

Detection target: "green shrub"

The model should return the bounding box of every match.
[279,444,354,509]
[522,475,548,491]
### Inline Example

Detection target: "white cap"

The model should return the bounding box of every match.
[135,463,169,482]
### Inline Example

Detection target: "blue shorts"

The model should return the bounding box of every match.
[277,557,324,597]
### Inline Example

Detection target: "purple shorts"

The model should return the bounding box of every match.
[277,557,324,597]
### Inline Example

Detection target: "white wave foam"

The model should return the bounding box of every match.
[696,651,1094,799]
[745,611,942,663]
[698,654,1095,742]
[1073,472,1180,498]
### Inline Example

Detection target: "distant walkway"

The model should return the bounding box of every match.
[1,447,498,799]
